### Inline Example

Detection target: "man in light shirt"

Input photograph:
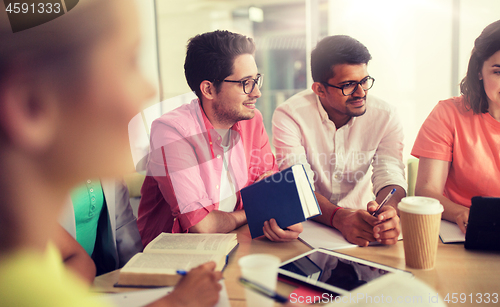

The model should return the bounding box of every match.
[138,30,302,245]
[272,35,406,246]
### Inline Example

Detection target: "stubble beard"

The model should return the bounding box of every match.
[212,99,255,128]
[346,96,367,117]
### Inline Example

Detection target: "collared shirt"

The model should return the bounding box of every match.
[138,98,277,245]
[272,89,407,209]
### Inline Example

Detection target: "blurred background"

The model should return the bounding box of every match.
[131,0,500,174]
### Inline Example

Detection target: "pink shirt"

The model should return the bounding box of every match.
[412,96,500,207]
[137,99,277,245]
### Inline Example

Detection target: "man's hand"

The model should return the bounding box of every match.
[255,171,275,182]
[156,262,222,307]
[263,218,303,242]
[367,201,400,245]
[332,208,377,247]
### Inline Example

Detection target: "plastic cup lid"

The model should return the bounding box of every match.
[398,196,444,215]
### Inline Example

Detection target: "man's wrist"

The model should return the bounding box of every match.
[330,207,343,228]
[331,207,352,230]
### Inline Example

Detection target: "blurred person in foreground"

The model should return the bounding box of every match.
[272,36,406,247]
[412,20,500,233]
[0,1,221,306]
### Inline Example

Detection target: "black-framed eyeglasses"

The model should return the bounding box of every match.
[322,76,375,96]
[221,74,263,94]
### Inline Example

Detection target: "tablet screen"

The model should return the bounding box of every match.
[279,250,397,293]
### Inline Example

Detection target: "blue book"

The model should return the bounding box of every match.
[241,165,321,239]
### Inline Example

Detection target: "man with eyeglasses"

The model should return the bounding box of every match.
[137,30,302,245]
[272,35,406,247]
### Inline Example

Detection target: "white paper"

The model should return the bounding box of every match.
[328,274,446,306]
[439,220,465,243]
[299,220,402,250]
[96,280,230,307]
[299,220,358,250]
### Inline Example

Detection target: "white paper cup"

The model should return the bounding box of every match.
[398,197,444,270]
[238,254,281,307]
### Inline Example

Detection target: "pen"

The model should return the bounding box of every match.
[239,277,289,303]
[372,188,396,216]
[176,270,187,276]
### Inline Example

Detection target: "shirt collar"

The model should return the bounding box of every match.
[315,95,330,123]
[315,95,356,128]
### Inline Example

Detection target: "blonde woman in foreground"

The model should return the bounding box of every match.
[0,1,221,306]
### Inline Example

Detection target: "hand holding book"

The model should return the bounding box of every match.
[242,165,321,239]
[263,219,303,242]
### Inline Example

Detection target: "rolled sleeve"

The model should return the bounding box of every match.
[371,109,407,195]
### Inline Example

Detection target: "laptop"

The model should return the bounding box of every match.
[464,196,500,251]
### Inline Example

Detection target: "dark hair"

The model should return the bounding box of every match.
[460,20,500,114]
[184,30,255,100]
[311,35,371,82]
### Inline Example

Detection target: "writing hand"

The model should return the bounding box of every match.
[368,201,400,245]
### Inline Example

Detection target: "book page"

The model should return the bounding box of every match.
[121,253,223,274]
[292,165,310,218]
[293,165,320,218]
[144,233,234,253]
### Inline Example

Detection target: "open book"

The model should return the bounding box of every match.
[241,164,321,239]
[116,233,238,287]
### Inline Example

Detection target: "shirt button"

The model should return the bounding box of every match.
[91,197,95,202]
[89,188,94,192]
[217,154,221,159]
[87,179,91,184]
[216,185,219,189]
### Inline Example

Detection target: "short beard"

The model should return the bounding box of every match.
[212,100,254,127]
[346,96,367,117]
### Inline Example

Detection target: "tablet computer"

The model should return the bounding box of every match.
[278,248,413,296]
[465,196,500,251]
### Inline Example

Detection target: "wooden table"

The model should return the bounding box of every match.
[93,225,500,306]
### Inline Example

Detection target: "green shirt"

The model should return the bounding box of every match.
[70,179,104,256]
